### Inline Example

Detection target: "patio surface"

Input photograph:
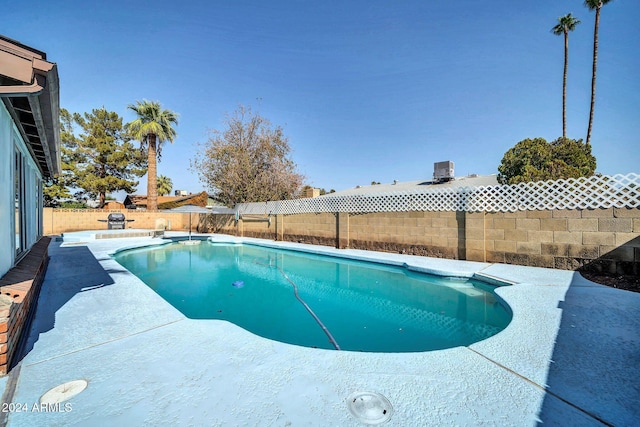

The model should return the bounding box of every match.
[1,232,639,426]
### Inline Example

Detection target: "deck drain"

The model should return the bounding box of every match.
[346,391,393,425]
[40,380,88,405]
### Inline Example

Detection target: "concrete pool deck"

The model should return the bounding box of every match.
[1,232,639,426]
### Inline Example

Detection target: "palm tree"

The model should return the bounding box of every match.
[157,175,173,196]
[126,100,178,210]
[552,13,580,140]
[584,0,613,147]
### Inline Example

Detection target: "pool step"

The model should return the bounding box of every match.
[473,272,518,287]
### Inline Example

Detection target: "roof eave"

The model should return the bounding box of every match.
[0,38,61,178]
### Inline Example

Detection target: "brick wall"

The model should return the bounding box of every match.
[0,237,50,374]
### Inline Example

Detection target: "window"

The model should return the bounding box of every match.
[14,148,27,257]
[36,178,42,236]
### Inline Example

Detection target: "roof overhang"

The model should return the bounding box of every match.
[0,35,61,178]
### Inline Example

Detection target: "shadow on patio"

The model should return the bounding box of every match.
[12,241,120,368]
[537,237,640,425]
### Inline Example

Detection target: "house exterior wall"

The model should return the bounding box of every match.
[0,102,13,278]
[0,101,43,278]
[1,36,60,374]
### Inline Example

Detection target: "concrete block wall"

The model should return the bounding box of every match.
[349,211,462,258]
[43,207,640,274]
[483,208,639,274]
[198,214,235,235]
[281,213,336,246]
[237,216,275,240]
[235,213,337,246]
[44,208,193,235]
[240,208,639,273]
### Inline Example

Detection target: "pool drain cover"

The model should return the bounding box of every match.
[40,380,88,405]
[346,391,393,425]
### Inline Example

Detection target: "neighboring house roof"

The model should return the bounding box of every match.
[168,204,235,215]
[0,35,61,177]
[326,175,499,197]
[124,191,211,210]
[104,201,125,209]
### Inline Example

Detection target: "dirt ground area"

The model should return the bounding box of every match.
[580,271,640,293]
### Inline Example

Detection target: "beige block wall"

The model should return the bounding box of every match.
[485,208,640,273]
[44,208,229,235]
[43,207,640,274]
[277,213,337,246]
[238,216,275,239]
[198,214,235,235]
[349,211,461,258]
[283,213,336,239]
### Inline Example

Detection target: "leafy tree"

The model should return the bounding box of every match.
[59,200,88,209]
[552,13,580,140]
[43,176,72,207]
[584,0,613,146]
[43,109,79,206]
[157,175,173,196]
[192,105,304,207]
[70,107,148,206]
[126,100,179,210]
[497,137,596,184]
[550,137,597,178]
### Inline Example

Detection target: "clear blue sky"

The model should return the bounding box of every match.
[5,0,639,198]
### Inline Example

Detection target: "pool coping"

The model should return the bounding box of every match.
[206,235,500,281]
[3,232,639,426]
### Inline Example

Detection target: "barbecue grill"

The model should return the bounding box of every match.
[107,213,126,229]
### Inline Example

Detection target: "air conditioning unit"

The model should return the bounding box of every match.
[433,161,454,182]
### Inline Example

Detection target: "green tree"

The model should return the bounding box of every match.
[59,200,88,209]
[43,109,77,206]
[550,137,597,178]
[192,105,304,207]
[126,100,179,211]
[43,176,72,207]
[497,137,596,185]
[69,108,147,207]
[584,0,613,146]
[157,175,173,196]
[498,138,552,184]
[552,13,580,140]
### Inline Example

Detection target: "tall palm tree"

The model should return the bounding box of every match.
[552,13,580,140]
[157,174,173,196]
[584,0,613,147]
[126,100,178,210]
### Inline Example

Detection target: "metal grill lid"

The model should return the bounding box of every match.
[107,213,125,221]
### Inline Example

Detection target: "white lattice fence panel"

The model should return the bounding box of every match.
[236,173,639,215]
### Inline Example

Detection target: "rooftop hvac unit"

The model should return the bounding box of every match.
[433,161,454,182]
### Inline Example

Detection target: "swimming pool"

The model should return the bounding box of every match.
[113,242,511,352]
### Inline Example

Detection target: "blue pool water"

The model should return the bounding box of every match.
[113,242,512,352]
